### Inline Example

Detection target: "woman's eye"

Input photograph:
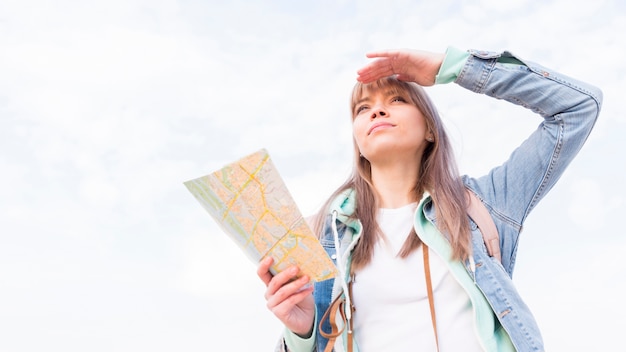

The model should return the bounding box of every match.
[392,96,406,103]
[356,105,369,113]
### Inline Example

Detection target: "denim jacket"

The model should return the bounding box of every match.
[276,49,602,352]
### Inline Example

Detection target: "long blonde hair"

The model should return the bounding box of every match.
[314,76,471,270]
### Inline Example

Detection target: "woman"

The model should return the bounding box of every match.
[257,47,602,351]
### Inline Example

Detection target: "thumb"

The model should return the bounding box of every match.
[365,50,394,59]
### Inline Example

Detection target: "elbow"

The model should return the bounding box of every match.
[587,85,603,124]
[576,85,603,140]
[575,84,603,134]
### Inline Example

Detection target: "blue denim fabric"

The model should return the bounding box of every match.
[313,218,341,352]
[283,49,602,352]
[453,50,602,351]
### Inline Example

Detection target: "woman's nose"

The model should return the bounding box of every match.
[371,108,387,119]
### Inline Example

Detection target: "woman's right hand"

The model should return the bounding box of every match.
[356,49,445,86]
[257,257,316,337]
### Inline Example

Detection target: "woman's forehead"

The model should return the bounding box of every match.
[354,81,407,99]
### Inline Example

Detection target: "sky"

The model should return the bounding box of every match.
[1,0,625,350]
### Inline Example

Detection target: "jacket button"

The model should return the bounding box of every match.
[331,254,337,259]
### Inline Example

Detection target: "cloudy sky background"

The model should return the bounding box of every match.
[1,0,624,350]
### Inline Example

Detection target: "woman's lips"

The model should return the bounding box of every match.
[368,122,395,135]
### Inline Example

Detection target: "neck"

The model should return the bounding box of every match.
[370,159,421,209]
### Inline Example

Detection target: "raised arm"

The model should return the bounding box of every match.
[457,49,602,223]
[451,49,602,273]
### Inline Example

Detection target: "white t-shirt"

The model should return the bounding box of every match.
[351,203,484,351]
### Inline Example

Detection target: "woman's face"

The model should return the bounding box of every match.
[352,87,430,163]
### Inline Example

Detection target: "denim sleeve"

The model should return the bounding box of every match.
[457,49,603,227]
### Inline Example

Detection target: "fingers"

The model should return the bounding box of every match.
[365,50,395,59]
[357,50,398,83]
[265,265,302,298]
[258,261,315,334]
[258,258,310,298]
[357,60,395,83]
[264,266,314,330]
[268,283,315,336]
[266,273,313,309]
[257,256,274,286]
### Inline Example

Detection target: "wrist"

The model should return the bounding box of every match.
[293,321,314,338]
[435,46,470,84]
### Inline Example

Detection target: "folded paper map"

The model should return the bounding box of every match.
[184,149,337,282]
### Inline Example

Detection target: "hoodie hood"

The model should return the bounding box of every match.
[328,188,362,235]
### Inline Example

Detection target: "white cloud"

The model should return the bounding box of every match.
[567,177,624,230]
[1,0,624,350]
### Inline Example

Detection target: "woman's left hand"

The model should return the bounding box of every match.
[356,49,444,86]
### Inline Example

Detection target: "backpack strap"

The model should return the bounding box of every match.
[465,189,502,263]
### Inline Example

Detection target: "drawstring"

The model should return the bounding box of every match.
[319,210,355,352]
[324,215,441,352]
[469,256,477,283]
[331,210,353,324]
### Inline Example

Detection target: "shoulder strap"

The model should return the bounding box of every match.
[423,244,440,351]
[465,189,502,263]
